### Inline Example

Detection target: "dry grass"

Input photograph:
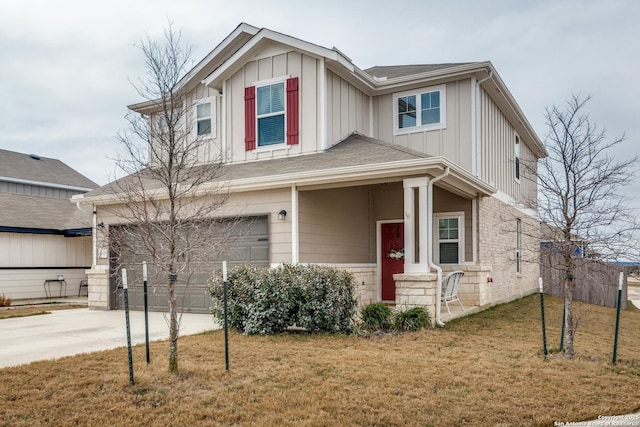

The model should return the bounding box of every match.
[0,304,84,320]
[1,294,639,426]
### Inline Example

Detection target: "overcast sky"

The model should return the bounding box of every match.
[1,0,638,194]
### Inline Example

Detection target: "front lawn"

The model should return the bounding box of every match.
[1,295,639,426]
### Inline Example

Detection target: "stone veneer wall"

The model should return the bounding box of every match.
[441,265,492,308]
[393,273,438,323]
[86,266,109,310]
[477,195,540,305]
[332,265,377,306]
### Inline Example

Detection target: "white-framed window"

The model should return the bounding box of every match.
[514,133,521,181]
[433,212,464,264]
[394,84,446,135]
[195,97,215,138]
[257,80,285,147]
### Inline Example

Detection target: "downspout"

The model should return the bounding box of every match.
[428,166,450,327]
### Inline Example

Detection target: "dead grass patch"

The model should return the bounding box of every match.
[0,304,84,320]
[1,295,639,426]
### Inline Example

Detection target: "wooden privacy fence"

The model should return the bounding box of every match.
[540,252,627,309]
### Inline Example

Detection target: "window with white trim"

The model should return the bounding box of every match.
[514,134,521,180]
[394,85,446,134]
[257,82,285,146]
[195,98,215,137]
[433,213,464,264]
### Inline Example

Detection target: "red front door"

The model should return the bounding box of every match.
[381,222,404,301]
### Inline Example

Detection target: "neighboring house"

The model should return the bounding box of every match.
[0,149,97,300]
[77,23,546,323]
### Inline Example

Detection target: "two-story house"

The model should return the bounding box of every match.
[0,149,96,300]
[77,23,546,324]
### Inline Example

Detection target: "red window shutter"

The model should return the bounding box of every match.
[286,77,299,145]
[244,86,256,151]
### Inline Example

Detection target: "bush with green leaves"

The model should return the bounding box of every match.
[359,303,431,333]
[393,307,431,331]
[208,264,357,335]
[359,302,393,331]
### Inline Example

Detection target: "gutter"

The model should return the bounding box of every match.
[0,176,94,193]
[427,166,450,327]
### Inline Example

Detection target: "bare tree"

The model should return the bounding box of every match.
[107,23,229,374]
[535,94,639,359]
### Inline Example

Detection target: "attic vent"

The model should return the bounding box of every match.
[29,154,41,160]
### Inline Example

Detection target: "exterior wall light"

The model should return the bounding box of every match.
[278,209,287,220]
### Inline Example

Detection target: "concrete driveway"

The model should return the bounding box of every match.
[0,308,219,368]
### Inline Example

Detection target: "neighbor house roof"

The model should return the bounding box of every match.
[0,149,97,235]
[0,192,92,235]
[0,149,97,190]
[78,133,496,205]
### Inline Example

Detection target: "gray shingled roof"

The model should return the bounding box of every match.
[85,133,430,198]
[0,192,92,231]
[0,149,98,189]
[365,63,476,79]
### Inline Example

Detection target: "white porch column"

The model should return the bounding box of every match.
[403,177,430,272]
[291,184,299,264]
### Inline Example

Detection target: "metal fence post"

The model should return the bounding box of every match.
[223,261,229,371]
[539,277,548,359]
[143,262,150,364]
[122,268,135,385]
[612,272,624,365]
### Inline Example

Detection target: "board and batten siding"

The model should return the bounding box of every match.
[0,233,91,299]
[372,79,473,171]
[325,69,370,146]
[479,87,537,204]
[226,45,321,162]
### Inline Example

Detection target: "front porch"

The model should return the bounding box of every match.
[392,265,492,324]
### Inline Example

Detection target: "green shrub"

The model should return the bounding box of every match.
[0,294,11,307]
[208,264,356,335]
[393,307,431,331]
[359,302,393,331]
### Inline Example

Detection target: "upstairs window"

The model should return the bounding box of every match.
[257,82,285,146]
[514,134,521,180]
[394,85,446,135]
[244,77,299,151]
[195,98,215,137]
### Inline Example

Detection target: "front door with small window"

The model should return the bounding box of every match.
[380,222,404,301]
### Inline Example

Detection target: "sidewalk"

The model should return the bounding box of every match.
[0,307,219,368]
